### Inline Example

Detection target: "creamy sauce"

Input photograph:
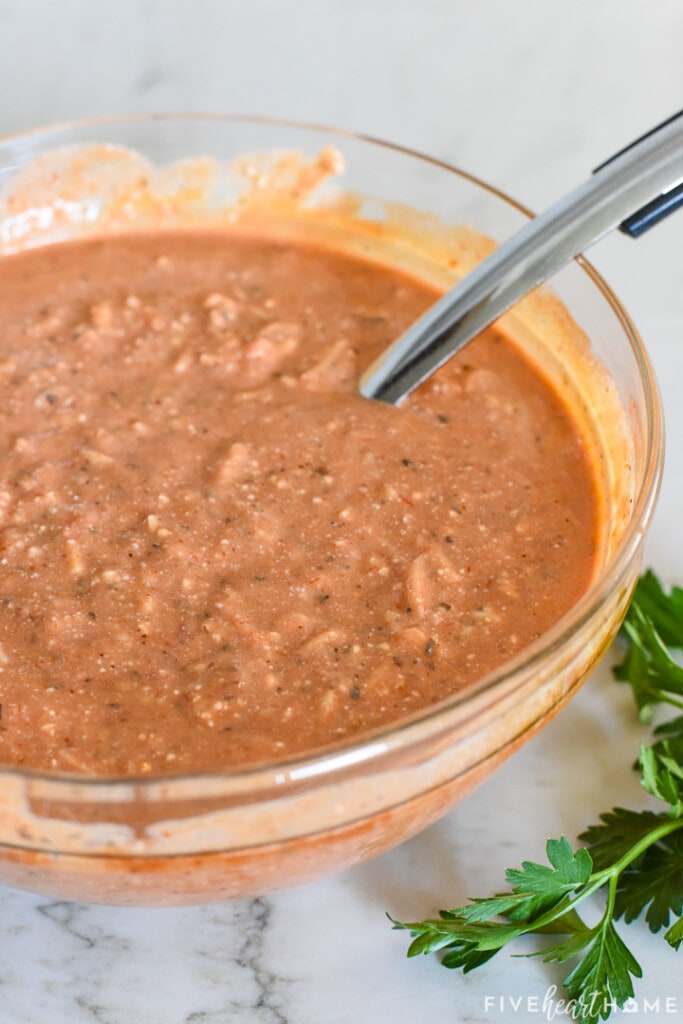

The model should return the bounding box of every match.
[0,231,599,775]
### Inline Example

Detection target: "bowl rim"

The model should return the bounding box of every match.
[0,112,665,795]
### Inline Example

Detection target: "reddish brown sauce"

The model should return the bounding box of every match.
[0,231,599,775]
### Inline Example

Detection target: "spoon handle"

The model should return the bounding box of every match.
[360,110,683,405]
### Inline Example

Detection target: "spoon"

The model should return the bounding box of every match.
[359,110,683,405]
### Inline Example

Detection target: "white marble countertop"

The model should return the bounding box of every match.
[2,2,683,1021]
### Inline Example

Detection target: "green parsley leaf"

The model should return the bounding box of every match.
[562,920,642,1024]
[614,575,683,719]
[639,742,683,814]
[628,570,683,646]
[390,570,683,1023]
[654,713,683,741]
[613,830,683,931]
[579,808,667,870]
[580,807,683,931]
[506,836,593,892]
[664,915,683,950]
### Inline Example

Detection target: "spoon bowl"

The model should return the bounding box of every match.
[360,109,683,404]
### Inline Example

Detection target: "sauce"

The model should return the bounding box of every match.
[0,231,599,775]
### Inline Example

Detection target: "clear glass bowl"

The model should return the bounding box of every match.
[0,115,663,905]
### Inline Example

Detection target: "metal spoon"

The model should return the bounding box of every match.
[359,110,683,405]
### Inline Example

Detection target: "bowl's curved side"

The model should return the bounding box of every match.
[0,114,662,905]
[0,559,637,905]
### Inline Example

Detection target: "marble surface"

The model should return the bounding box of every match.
[2,2,683,1021]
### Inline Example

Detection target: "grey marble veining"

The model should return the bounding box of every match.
[3,895,286,1023]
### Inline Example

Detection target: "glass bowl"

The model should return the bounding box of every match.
[0,115,663,905]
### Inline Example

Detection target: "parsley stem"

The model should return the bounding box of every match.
[589,814,683,885]
[605,868,618,923]
[507,816,683,938]
[657,693,683,711]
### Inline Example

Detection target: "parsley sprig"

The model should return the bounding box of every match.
[391,570,683,1023]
